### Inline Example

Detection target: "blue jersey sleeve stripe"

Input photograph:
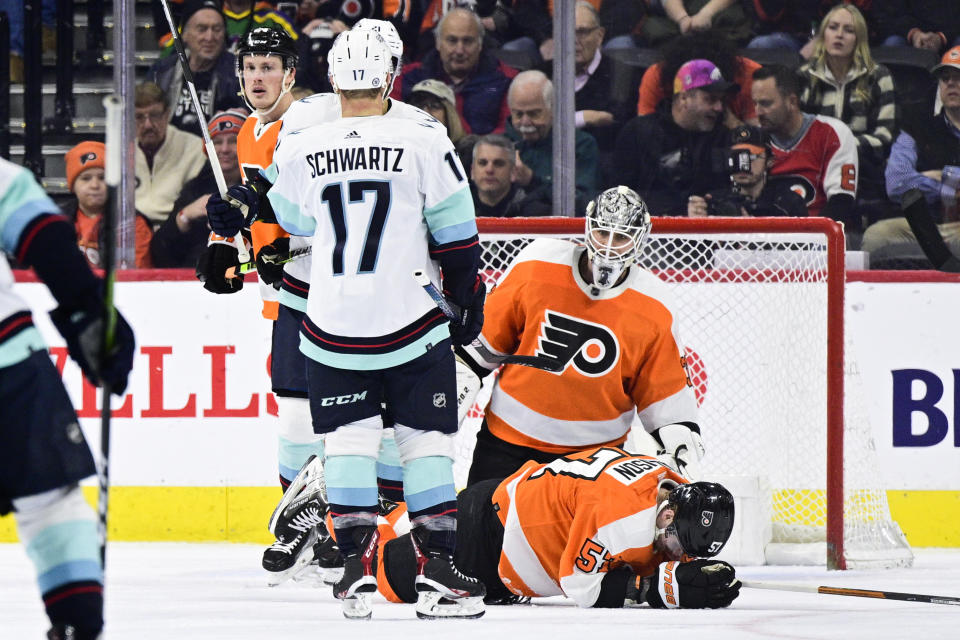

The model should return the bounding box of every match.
[430,219,479,245]
[0,168,60,253]
[262,162,279,185]
[268,190,315,236]
[423,187,477,241]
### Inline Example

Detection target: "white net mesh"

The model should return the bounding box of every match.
[457,217,912,569]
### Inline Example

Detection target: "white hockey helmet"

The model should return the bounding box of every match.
[328,30,393,93]
[353,19,404,75]
[584,186,651,289]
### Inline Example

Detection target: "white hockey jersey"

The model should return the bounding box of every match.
[265,93,343,312]
[267,100,476,370]
[0,158,55,366]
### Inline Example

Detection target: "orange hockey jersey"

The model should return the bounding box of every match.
[473,238,699,453]
[236,116,287,320]
[493,447,687,607]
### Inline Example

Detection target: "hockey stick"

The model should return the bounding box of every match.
[901,187,960,273]
[412,270,564,372]
[237,245,313,274]
[158,0,250,263]
[97,96,122,569]
[741,580,960,606]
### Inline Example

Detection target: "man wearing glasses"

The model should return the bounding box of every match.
[133,82,207,228]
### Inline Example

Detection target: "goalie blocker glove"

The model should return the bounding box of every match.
[653,423,705,481]
[641,560,741,609]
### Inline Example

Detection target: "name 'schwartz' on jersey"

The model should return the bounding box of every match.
[305,146,405,178]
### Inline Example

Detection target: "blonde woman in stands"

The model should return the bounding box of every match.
[797,3,897,201]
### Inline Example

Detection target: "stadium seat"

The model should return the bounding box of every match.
[605,46,663,70]
[739,47,801,70]
[491,47,541,72]
[872,46,938,116]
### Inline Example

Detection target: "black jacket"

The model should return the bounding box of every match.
[612,107,731,215]
[150,165,219,268]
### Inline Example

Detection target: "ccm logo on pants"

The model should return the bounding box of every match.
[320,391,369,407]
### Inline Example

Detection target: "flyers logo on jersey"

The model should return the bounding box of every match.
[536,310,620,377]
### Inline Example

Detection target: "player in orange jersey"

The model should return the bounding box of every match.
[199,26,332,584]
[377,447,740,609]
[456,186,705,486]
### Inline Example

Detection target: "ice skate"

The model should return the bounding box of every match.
[414,549,486,619]
[263,489,329,584]
[314,535,345,585]
[333,527,379,619]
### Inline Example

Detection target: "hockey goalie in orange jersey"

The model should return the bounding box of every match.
[457,186,705,486]
[376,447,740,610]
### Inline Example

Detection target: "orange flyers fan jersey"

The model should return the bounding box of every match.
[473,238,699,453]
[237,116,286,320]
[492,447,687,606]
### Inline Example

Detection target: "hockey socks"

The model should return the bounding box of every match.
[13,486,103,637]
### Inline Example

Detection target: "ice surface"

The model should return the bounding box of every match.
[1,544,958,639]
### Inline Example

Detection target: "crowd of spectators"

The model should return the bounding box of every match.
[9,0,960,268]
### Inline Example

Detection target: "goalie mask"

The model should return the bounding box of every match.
[584,186,651,290]
[236,26,299,116]
[662,482,735,558]
[328,30,393,94]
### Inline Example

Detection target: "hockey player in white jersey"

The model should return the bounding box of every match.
[0,158,135,639]
[209,30,487,620]
[204,22,413,587]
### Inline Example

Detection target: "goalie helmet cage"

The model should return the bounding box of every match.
[464,216,913,570]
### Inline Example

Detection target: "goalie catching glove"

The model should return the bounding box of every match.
[629,560,740,609]
[653,423,705,481]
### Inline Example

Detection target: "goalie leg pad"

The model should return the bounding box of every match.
[455,354,482,427]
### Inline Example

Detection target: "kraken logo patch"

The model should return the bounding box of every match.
[536,310,620,377]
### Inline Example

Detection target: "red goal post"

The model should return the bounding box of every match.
[466,216,911,570]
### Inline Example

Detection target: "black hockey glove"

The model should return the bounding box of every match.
[196,242,244,294]
[256,237,290,288]
[644,560,740,609]
[206,184,258,237]
[50,296,135,395]
[445,275,486,346]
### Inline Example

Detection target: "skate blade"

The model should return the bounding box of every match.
[265,546,317,587]
[321,566,346,586]
[291,564,327,587]
[415,592,486,619]
[341,594,373,620]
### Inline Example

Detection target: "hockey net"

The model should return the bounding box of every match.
[456,216,912,570]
